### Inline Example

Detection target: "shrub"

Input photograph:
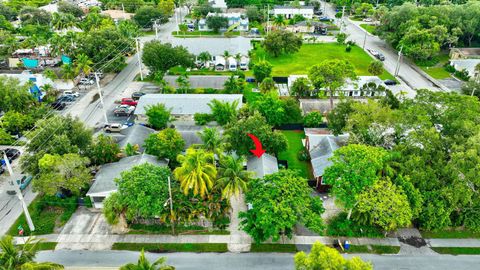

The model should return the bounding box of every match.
[444,64,455,73]
[297,148,310,161]
[454,69,470,81]
[194,113,213,125]
[345,45,352,52]
[303,111,323,128]
[326,212,383,238]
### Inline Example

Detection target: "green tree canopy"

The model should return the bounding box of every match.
[145,128,185,163]
[145,103,172,130]
[142,41,194,73]
[240,170,324,243]
[263,30,302,57]
[206,15,228,33]
[87,134,120,165]
[208,99,239,126]
[252,60,272,83]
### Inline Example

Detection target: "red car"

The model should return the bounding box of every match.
[121,98,138,106]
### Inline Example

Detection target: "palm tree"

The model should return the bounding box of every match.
[222,50,230,59]
[197,51,212,67]
[174,148,217,198]
[119,250,174,270]
[61,64,75,81]
[274,15,285,27]
[175,73,190,93]
[0,236,64,270]
[43,68,58,81]
[197,127,224,158]
[74,53,93,76]
[217,155,252,199]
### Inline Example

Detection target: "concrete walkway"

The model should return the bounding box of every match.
[227,194,252,252]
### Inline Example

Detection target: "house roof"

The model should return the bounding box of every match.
[134,94,243,115]
[450,59,480,74]
[171,37,252,55]
[306,133,349,178]
[274,5,314,10]
[247,154,279,178]
[87,154,167,196]
[108,124,155,151]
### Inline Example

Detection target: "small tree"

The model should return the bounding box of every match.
[336,32,347,44]
[208,99,239,126]
[263,30,302,57]
[206,15,228,33]
[252,60,272,83]
[290,77,312,98]
[145,103,172,130]
[120,250,174,270]
[368,60,384,76]
[303,111,323,128]
[145,128,185,162]
[259,77,277,93]
[87,134,120,165]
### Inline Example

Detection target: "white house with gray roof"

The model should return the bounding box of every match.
[247,154,279,179]
[449,59,480,79]
[134,94,243,122]
[87,154,168,208]
[273,5,314,19]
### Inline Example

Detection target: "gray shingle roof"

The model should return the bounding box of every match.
[117,124,155,151]
[87,154,167,196]
[247,154,279,179]
[274,5,314,10]
[307,134,349,178]
[134,94,243,115]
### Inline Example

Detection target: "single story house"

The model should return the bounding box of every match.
[288,75,388,97]
[198,12,249,32]
[239,56,249,70]
[286,21,329,34]
[304,129,349,192]
[172,37,252,55]
[450,48,480,60]
[105,124,155,152]
[215,56,226,71]
[247,154,279,179]
[227,56,237,71]
[134,94,243,122]
[273,6,314,19]
[87,154,168,208]
[299,98,368,115]
[449,59,480,79]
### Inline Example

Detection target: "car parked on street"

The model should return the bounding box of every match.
[51,101,66,110]
[7,175,33,195]
[57,95,75,103]
[104,123,124,133]
[367,49,385,61]
[113,105,135,117]
[62,90,80,98]
[384,79,397,85]
[121,98,138,106]
[79,78,94,85]
[2,148,21,161]
[131,92,146,100]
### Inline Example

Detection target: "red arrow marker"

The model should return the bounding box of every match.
[247,133,266,158]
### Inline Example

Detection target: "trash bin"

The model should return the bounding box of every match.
[333,239,340,248]
[344,240,350,250]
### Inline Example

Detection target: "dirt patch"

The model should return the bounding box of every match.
[398,236,427,248]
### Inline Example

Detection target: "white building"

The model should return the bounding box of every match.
[210,0,227,10]
[215,56,226,70]
[273,6,314,19]
[450,59,480,79]
[239,55,249,70]
[227,56,237,71]
[198,12,249,32]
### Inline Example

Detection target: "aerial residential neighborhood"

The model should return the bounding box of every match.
[0,0,480,269]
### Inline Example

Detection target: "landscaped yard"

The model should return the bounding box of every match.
[112,243,228,252]
[277,130,313,179]
[250,43,395,80]
[359,24,376,35]
[417,52,452,79]
[128,224,229,235]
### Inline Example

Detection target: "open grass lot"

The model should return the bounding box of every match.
[112,243,228,252]
[360,24,376,35]
[250,43,395,80]
[421,229,480,239]
[277,130,313,179]
[7,196,77,236]
[431,247,480,255]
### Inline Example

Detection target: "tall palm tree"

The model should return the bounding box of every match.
[197,127,224,158]
[274,15,285,27]
[0,236,64,270]
[119,250,174,270]
[61,64,75,81]
[197,51,212,67]
[174,148,217,198]
[74,53,93,76]
[222,50,230,59]
[217,155,252,199]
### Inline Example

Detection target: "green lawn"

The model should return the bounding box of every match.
[250,244,298,253]
[277,130,313,179]
[250,43,395,80]
[417,52,452,79]
[421,229,480,239]
[431,247,480,255]
[112,243,228,252]
[419,66,451,79]
[359,24,376,35]
[342,245,399,254]
[18,242,58,251]
[128,224,229,235]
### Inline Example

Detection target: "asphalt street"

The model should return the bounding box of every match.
[36,250,480,270]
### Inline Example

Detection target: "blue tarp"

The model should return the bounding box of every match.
[61,55,72,65]
[22,58,39,68]
[29,83,42,102]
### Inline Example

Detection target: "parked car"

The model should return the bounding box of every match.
[63,90,80,98]
[2,148,20,161]
[79,78,94,85]
[367,49,385,61]
[57,95,75,103]
[7,175,33,195]
[131,91,146,100]
[362,18,373,22]
[384,79,397,86]
[246,77,256,83]
[51,101,66,110]
[121,98,138,106]
[319,16,333,22]
[104,123,124,133]
[113,105,135,117]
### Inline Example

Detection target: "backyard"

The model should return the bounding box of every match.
[250,43,395,80]
[277,130,313,180]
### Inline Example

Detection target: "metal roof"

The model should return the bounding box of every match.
[247,154,279,179]
[306,134,349,178]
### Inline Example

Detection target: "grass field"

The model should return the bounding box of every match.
[172,31,240,37]
[421,229,480,239]
[112,243,228,252]
[250,43,395,80]
[360,24,376,35]
[277,130,313,179]
[431,247,480,255]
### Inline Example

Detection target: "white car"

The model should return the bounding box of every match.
[113,105,135,116]
[363,18,373,22]
[79,78,94,85]
[62,90,80,98]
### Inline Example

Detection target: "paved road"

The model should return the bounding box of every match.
[323,3,440,97]
[36,250,480,270]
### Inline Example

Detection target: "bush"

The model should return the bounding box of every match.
[194,113,213,125]
[297,148,310,161]
[454,69,470,81]
[444,64,455,73]
[303,111,324,127]
[326,212,383,238]
[345,45,352,52]
[204,88,218,94]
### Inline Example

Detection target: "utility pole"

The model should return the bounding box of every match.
[4,154,35,233]
[94,72,108,125]
[153,20,158,39]
[135,38,143,80]
[395,46,403,76]
[121,3,125,13]
[362,29,367,49]
[341,6,346,33]
[167,176,175,235]
[266,4,270,35]
[175,6,179,36]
